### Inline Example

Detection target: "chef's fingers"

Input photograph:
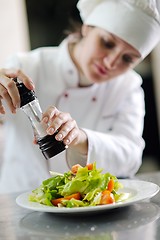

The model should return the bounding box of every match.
[0,97,5,114]
[0,68,34,90]
[54,119,77,143]
[14,70,34,90]
[42,106,60,124]
[0,68,18,79]
[0,68,35,111]
[62,127,79,146]
[33,137,37,145]
[46,111,72,134]
[0,82,17,112]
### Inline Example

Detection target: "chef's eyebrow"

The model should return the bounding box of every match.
[109,33,141,58]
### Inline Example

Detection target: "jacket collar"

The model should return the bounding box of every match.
[58,37,80,88]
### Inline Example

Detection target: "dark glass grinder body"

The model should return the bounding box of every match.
[14,78,66,159]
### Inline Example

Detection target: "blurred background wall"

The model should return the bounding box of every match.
[0,0,159,172]
[0,0,30,66]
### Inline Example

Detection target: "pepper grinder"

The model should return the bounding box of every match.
[13,78,67,159]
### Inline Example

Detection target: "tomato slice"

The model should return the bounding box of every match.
[86,163,93,170]
[100,190,115,205]
[71,164,82,174]
[107,179,114,192]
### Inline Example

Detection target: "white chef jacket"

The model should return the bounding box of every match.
[0,37,145,193]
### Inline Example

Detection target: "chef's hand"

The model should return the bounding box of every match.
[42,106,88,155]
[0,68,34,114]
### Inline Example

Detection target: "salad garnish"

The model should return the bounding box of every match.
[29,162,125,208]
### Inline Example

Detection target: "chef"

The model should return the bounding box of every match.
[0,0,160,193]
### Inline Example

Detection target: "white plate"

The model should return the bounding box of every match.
[16,180,159,214]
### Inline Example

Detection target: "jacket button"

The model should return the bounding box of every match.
[64,93,69,98]
[92,97,97,102]
[68,69,73,75]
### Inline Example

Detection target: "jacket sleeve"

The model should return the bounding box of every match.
[66,76,145,178]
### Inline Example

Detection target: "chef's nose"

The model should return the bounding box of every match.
[103,51,121,70]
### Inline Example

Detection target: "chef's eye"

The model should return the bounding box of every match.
[102,39,115,49]
[122,54,134,63]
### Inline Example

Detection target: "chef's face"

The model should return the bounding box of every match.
[73,25,141,84]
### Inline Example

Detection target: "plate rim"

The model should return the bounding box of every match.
[16,179,160,213]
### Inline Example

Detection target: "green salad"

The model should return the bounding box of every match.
[29,162,124,208]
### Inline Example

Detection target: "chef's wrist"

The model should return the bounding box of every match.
[70,128,88,155]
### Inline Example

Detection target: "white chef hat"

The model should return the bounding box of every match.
[77,0,160,58]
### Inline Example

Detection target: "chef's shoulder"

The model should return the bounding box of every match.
[5,45,59,69]
[106,69,143,96]
[120,69,143,90]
